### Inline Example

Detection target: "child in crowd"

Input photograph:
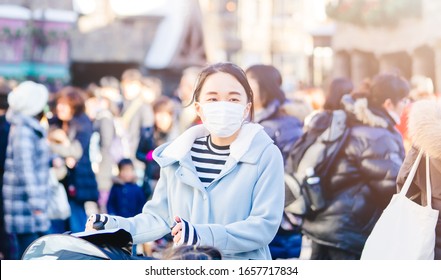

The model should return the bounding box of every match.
[106,158,147,218]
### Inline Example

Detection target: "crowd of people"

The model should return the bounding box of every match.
[0,61,440,260]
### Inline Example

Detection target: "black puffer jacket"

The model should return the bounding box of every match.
[301,95,405,255]
[256,100,303,162]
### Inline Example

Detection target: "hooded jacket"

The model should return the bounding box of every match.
[113,123,285,260]
[301,95,405,255]
[396,99,441,259]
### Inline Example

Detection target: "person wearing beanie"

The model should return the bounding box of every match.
[2,80,51,259]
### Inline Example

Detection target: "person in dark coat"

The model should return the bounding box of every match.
[246,64,303,161]
[0,80,11,259]
[301,73,410,259]
[246,64,304,259]
[106,158,146,218]
[3,81,51,259]
[49,86,98,233]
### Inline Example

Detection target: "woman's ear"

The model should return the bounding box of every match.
[382,98,395,111]
[243,102,252,120]
[194,102,204,121]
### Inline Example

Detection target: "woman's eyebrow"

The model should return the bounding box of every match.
[228,91,241,96]
[204,91,242,95]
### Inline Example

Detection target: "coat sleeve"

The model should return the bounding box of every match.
[13,126,47,211]
[347,129,404,207]
[194,144,285,255]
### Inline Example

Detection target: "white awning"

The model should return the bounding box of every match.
[33,9,78,23]
[0,5,31,20]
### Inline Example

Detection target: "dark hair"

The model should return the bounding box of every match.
[0,78,11,110]
[100,76,120,90]
[324,77,354,110]
[162,245,222,260]
[245,64,285,108]
[352,74,410,108]
[190,62,254,120]
[370,74,410,106]
[117,158,134,171]
[121,68,143,83]
[55,86,86,116]
[153,95,175,114]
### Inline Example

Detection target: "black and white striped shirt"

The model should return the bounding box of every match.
[191,136,230,188]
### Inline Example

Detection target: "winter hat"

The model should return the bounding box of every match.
[8,81,49,116]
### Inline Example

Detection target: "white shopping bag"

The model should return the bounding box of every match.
[361,149,439,260]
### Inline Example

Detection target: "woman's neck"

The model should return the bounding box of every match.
[210,130,240,147]
[61,120,69,133]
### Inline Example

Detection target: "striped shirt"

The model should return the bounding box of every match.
[191,136,230,187]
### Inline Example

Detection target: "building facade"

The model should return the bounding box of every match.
[329,0,441,91]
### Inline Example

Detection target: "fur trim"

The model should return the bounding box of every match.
[161,122,264,162]
[282,99,313,122]
[408,99,441,159]
[343,97,388,128]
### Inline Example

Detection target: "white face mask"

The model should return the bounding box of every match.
[201,101,248,138]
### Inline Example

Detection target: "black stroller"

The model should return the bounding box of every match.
[22,228,155,260]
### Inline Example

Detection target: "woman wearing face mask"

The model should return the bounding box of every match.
[85,62,285,260]
[300,73,410,260]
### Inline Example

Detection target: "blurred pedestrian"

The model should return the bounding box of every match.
[49,86,98,233]
[119,69,154,176]
[301,73,409,259]
[246,64,304,259]
[136,95,181,256]
[323,77,354,111]
[396,99,441,259]
[246,64,303,161]
[0,79,11,259]
[396,75,436,152]
[106,158,146,218]
[137,95,181,192]
[3,81,51,259]
[93,76,123,212]
[174,66,202,133]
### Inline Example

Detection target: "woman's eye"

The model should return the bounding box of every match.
[207,98,218,102]
[229,98,240,102]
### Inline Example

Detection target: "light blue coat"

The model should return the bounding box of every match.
[114,123,285,259]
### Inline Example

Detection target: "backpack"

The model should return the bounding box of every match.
[284,109,350,217]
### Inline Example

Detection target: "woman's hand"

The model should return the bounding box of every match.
[85,214,98,232]
[65,157,77,169]
[171,216,183,244]
[171,216,200,246]
[48,129,69,145]
[85,214,118,231]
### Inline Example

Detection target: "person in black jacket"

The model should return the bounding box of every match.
[246,64,304,259]
[245,64,303,161]
[301,73,410,259]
